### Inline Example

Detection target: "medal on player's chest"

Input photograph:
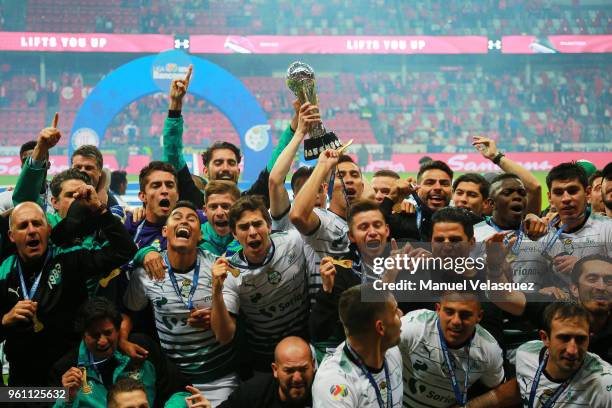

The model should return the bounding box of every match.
[180,278,192,299]
[32,313,44,333]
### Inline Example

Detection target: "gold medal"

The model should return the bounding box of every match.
[331,259,353,268]
[227,266,240,278]
[32,314,44,333]
[505,253,517,264]
[80,367,92,394]
[336,139,353,155]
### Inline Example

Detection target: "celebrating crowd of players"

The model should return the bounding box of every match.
[0,65,611,408]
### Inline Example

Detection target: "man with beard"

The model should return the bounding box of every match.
[210,195,311,373]
[124,201,240,406]
[379,160,453,242]
[398,291,504,408]
[485,248,612,363]
[216,336,315,408]
[603,162,612,218]
[540,162,612,284]
[462,303,612,408]
[312,284,403,407]
[162,65,294,208]
[451,173,490,219]
[0,189,136,386]
[589,170,606,215]
[290,149,364,260]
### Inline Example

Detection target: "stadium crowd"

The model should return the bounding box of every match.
[2,0,609,36]
[0,64,611,408]
[0,62,609,153]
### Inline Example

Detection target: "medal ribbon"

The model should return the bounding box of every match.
[487,218,524,255]
[344,343,392,408]
[16,249,53,301]
[163,253,200,310]
[528,349,578,408]
[541,215,568,259]
[437,318,471,406]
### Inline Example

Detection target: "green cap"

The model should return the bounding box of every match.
[576,160,597,179]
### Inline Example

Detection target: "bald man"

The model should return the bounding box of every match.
[217,336,315,408]
[0,194,136,386]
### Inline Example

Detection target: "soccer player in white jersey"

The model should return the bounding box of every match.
[472,174,549,290]
[124,201,239,406]
[541,162,612,282]
[398,291,505,407]
[462,302,612,407]
[210,195,310,373]
[290,148,365,259]
[312,284,404,407]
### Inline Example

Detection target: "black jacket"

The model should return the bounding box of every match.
[0,209,137,386]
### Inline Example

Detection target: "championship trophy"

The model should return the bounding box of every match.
[286,61,342,160]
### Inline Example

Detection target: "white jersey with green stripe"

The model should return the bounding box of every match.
[472,220,548,291]
[306,207,351,258]
[516,340,612,408]
[398,309,504,408]
[124,248,239,389]
[312,342,404,407]
[223,229,311,368]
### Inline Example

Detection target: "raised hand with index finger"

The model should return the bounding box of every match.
[169,64,193,111]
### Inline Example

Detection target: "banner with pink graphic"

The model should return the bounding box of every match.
[0,32,174,52]
[375,152,611,173]
[190,35,488,54]
[502,35,612,54]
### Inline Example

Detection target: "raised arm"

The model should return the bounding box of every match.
[289,149,339,234]
[473,136,542,215]
[12,113,60,206]
[210,257,237,345]
[269,102,319,217]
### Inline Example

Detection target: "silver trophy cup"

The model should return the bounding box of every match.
[286,61,341,160]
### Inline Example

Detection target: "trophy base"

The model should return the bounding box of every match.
[304,132,342,161]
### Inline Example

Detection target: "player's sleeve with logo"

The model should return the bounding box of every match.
[221,272,241,315]
[124,267,149,311]
[313,372,357,408]
[477,327,505,388]
[593,361,612,408]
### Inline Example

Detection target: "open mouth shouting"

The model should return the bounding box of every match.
[247,239,263,250]
[175,224,192,240]
[509,202,525,215]
[427,193,447,208]
[214,220,229,228]
[344,187,357,200]
[25,237,42,253]
[365,239,382,250]
[159,198,172,213]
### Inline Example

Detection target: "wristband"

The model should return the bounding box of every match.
[492,152,505,165]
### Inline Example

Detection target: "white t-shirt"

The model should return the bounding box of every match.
[313,342,403,407]
[472,220,548,290]
[516,340,612,408]
[124,248,239,389]
[399,309,505,407]
[223,229,311,367]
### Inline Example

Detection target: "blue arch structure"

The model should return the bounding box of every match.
[69,51,271,182]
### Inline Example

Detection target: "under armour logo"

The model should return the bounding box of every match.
[174,39,190,49]
[488,40,502,50]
